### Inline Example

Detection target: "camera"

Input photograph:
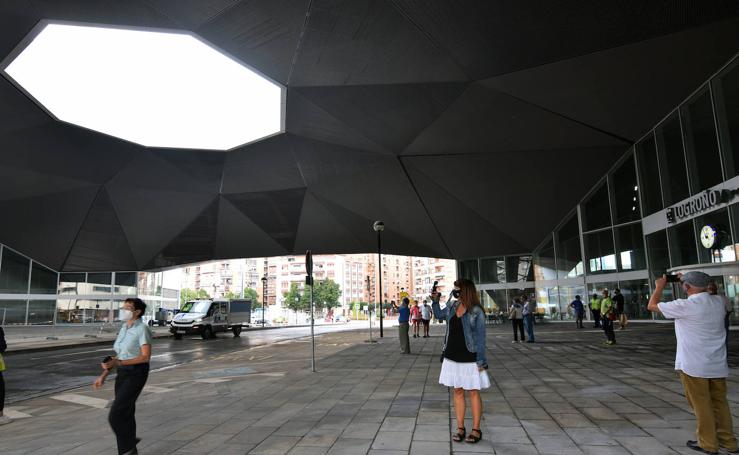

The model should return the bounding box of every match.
[665,274,681,283]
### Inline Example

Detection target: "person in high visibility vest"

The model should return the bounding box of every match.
[589,293,602,328]
[600,290,616,345]
[0,325,8,426]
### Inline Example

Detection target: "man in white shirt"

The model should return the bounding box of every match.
[647,271,737,455]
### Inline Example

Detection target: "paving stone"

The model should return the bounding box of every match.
[327,438,373,455]
[412,424,449,442]
[250,436,301,454]
[371,431,412,451]
[379,416,416,432]
[490,443,539,455]
[298,429,340,447]
[615,436,680,455]
[341,422,381,440]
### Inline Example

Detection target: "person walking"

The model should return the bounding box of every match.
[396,298,411,354]
[522,296,536,343]
[614,288,627,330]
[600,290,616,345]
[0,325,9,426]
[421,300,431,338]
[708,281,733,352]
[509,298,525,343]
[411,300,422,338]
[570,295,585,329]
[94,298,153,455]
[589,293,602,328]
[431,278,489,444]
[648,272,737,455]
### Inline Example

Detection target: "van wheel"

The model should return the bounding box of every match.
[201,325,213,340]
[232,326,242,337]
[173,333,183,340]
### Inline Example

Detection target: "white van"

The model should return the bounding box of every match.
[170,299,251,340]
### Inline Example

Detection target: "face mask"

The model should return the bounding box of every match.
[452,289,461,298]
[119,309,133,321]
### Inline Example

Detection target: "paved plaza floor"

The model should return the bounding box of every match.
[2,321,739,454]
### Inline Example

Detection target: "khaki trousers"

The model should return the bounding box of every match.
[398,322,410,353]
[680,372,737,452]
[619,313,628,329]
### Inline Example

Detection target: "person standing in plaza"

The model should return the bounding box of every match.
[570,295,585,329]
[508,298,525,343]
[396,298,411,354]
[431,279,489,444]
[411,300,422,338]
[589,293,602,328]
[523,296,536,342]
[600,290,616,345]
[648,272,737,455]
[421,299,431,338]
[708,281,733,352]
[0,325,9,426]
[614,288,627,330]
[94,298,152,455]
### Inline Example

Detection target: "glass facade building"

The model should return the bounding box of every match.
[0,242,178,325]
[460,52,739,322]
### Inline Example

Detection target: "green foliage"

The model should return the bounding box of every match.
[180,288,210,307]
[222,288,259,303]
[312,279,342,310]
[283,282,310,313]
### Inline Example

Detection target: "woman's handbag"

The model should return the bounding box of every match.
[607,312,617,321]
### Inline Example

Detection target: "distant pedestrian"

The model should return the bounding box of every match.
[600,290,616,345]
[570,295,585,328]
[421,300,431,338]
[94,298,152,455]
[411,300,422,338]
[509,298,525,343]
[0,325,9,426]
[614,288,627,330]
[648,272,737,455]
[431,279,489,444]
[522,296,536,342]
[708,281,732,351]
[396,298,411,354]
[590,293,602,328]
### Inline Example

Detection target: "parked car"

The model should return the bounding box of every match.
[170,299,251,340]
[333,315,350,323]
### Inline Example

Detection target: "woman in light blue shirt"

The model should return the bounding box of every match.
[94,298,152,455]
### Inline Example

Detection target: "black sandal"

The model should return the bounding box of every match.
[452,427,466,442]
[465,428,482,443]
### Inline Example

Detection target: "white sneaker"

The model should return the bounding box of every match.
[0,415,13,425]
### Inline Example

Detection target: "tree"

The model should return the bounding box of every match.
[180,288,210,307]
[312,279,342,311]
[223,288,259,302]
[283,282,310,314]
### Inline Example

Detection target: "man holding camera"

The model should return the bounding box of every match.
[648,271,737,455]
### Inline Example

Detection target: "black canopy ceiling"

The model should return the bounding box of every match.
[1,1,738,272]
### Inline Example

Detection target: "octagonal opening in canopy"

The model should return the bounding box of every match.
[1,21,285,151]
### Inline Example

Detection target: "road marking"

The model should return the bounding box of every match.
[51,393,110,409]
[3,407,32,419]
[143,385,173,394]
[195,378,231,383]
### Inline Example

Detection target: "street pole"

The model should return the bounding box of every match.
[261,276,267,328]
[373,221,385,338]
[310,282,315,372]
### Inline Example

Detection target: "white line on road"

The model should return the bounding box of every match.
[51,393,110,409]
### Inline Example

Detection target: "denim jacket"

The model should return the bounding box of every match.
[432,296,488,368]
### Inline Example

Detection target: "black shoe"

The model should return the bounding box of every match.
[686,440,718,454]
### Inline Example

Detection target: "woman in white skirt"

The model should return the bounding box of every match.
[431,278,489,444]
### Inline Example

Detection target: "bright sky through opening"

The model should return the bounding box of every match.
[3,23,284,150]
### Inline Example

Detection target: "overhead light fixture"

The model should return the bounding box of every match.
[1,21,285,150]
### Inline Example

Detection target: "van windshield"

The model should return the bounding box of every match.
[180,301,211,314]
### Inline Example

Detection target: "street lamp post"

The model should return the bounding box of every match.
[260,276,267,328]
[373,220,385,337]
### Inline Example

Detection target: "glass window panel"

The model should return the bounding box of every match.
[559,285,586,320]
[582,183,611,231]
[667,221,699,267]
[611,154,641,224]
[113,272,137,295]
[56,299,111,323]
[458,260,479,284]
[0,299,27,324]
[535,286,558,320]
[505,256,533,282]
[694,208,735,264]
[635,133,663,216]
[618,279,651,320]
[27,300,55,324]
[725,274,739,324]
[138,272,163,296]
[646,230,670,281]
[0,248,30,294]
[584,229,617,274]
[30,262,57,294]
[480,257,505,283]
[59,273,85,295]
[483,289,508,314]
[615,223,646,271]
[682,88,722,193]
[656,113,690,206]
[555,215,583,279]
[714,59,739,178]
[87,272,112,294]
[533,238,557,281]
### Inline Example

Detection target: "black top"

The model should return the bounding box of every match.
[613,293,625,312]
[0,327,5,353]
[444,314,476,363]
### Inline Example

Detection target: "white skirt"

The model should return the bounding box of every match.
[439,358,491,390]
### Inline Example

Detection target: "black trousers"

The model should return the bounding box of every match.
[602,318,616,342]
[512,319,525,341]
[109,364,149,454]
[575,311,584,328]
[0,371,4,413]
[592,309,601,327]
